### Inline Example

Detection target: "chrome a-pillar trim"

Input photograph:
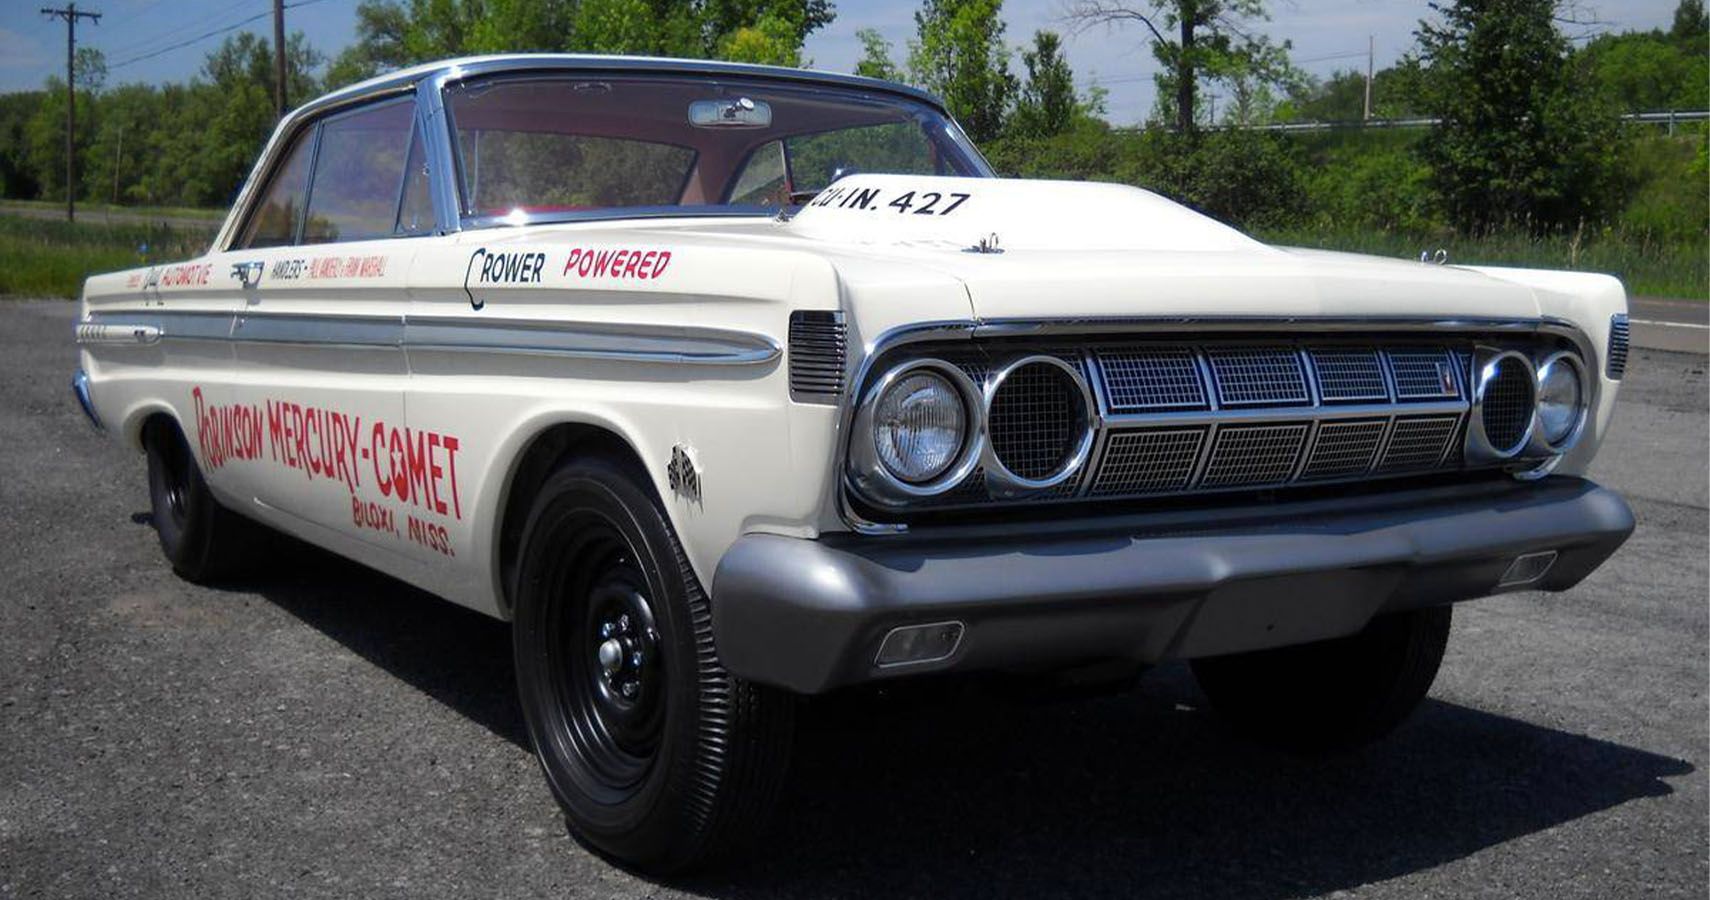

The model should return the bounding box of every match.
[833,316,1598,535]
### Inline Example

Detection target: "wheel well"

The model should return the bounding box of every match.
[497,423,651,617]
[137,411,179,450]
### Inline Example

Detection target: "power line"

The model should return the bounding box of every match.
[107,0,327,70]
[40,3,101,222]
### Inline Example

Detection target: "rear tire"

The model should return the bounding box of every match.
[1190,605,1452,752]
[143,418,261,584]
[511,454,793,874]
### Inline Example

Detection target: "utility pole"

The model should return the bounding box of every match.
[1363,34,1374,122]
[40,3,100,222]
[273,0,287,118]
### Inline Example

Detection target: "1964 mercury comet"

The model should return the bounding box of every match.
[73,55,1635,872]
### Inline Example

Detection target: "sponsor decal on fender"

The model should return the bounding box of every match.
[190,387,464,558]
[562,247,672,281]
[268,254,388,281]
[461,247,548,310]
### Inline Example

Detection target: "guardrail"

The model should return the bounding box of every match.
[1176,110,1710,135]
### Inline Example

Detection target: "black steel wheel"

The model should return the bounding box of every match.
[143,417,260,583]
[1191,605,1453,752]
[512,453,793,874]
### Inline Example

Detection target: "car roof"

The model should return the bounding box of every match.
[301,54,948,123]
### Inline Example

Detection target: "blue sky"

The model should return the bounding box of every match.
[0,0,1685,125]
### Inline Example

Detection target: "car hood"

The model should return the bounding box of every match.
[772,174,1543,323]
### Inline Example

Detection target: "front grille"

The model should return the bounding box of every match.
[847,332,1569,517]
[1311,348,1388,402]
[1607,314,1630,379]
[788,310,846,401]
[988,361,1079,480]
[1388,348,1460,399]
[1200,423,1310,488]
[1379,415,1459,470]
[1301,419,1386,479]
[1206,347,1310,406]
[1479,358,1534,452]
[1090,428,1205,496]
[1098,348,1207,411]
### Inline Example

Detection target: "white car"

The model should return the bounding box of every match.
[73,54,1635,872]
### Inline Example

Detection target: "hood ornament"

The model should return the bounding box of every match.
[1419,248,1450,265]
[965,233,1003,255]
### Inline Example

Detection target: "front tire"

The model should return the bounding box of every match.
[511,455,793,874]
[1190,605,1452,752]
[143,418,260,583]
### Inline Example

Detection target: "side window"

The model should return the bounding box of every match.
[728,140,789,207]
[236,127,314,249]
[302,99,416,244]
[395,129,435,235]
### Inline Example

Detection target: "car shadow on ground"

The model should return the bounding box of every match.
[230,539,1691,900]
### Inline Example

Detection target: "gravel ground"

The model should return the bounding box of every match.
[1,300,1704,899]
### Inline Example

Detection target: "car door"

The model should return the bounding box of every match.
[221,95,427,554]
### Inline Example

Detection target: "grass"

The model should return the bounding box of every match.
[1255,225,1708,300]
[0,215,214,299]
[0,198,226,222]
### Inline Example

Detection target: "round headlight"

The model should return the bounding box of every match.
[1535,354,1584,446]
[874,369,967,483]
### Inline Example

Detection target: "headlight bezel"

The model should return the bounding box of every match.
[1529,350,1589,453]
[848,358,984,506]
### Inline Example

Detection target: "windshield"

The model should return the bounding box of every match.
[443,75,990,226]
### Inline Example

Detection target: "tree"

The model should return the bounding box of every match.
[1011,31,1079,137]
[1066,0,1296,133]
[853,27,902,81]
[1416,0,1625,234]
[1672,0,1707,44]
[908,0,1016,143]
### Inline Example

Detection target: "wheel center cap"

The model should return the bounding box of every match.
[597,638,625,676]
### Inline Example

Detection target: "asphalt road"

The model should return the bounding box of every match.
[2,300,1705,899]
[1630,297,1709,355]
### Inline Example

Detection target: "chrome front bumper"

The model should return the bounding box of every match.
[711,478,1634,694]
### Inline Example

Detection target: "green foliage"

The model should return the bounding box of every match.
[1011,31,1078,138]
[854,28,903,81]
[1416,0,1627,234]
[1278,60,1431,123]
[0,214,212,298]
[908,0,1016,143]
[1575,26,1709,112]
[1067,0,1297,133]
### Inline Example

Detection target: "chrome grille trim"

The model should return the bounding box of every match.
[1309,348,1389,402]
[1205,346,1311,406]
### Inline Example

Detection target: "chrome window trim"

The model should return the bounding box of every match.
[835,316,1598,535]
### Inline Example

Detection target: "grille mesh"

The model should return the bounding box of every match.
[1301,419,1386,479]
[1479,358,1534,452]
[1380,415,1459,470]
[1388,349,1460,400]
[1607,314,1630,379]
[1098,348,1207,411]
[787,311,845,400]
[1206,348,1310,406]
[1310,348,1388,402]
[1090,429,1206,496]
[1199,423,1309,488]
[988,361,1081,480]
